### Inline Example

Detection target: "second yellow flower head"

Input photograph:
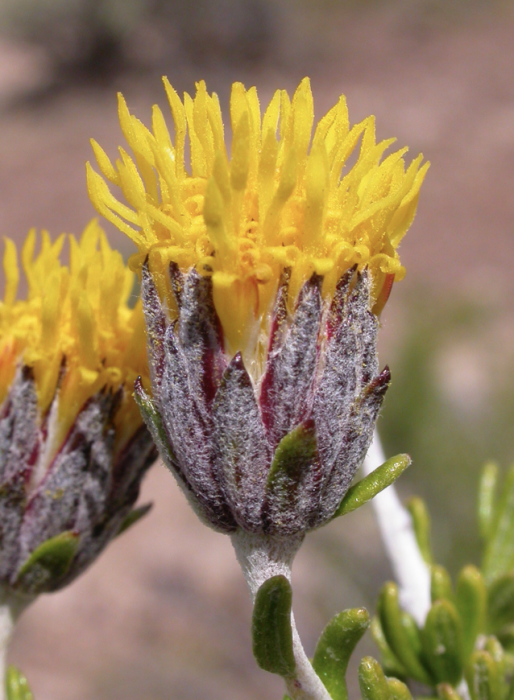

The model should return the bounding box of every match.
[0,221,148,456]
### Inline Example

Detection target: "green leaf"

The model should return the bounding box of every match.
[483,637,505,700]
[437,683,464,700]
[422,600,463,685]
[6,666,33,700]
[483,636,504,665]
[507,656,514,700]
[15,531,79,591]
[482,465,514,584]
[378,582,431,684]
[466,650,502,700]
[487,573,514,632]
[386,678,413,700]
[116,503,152,537]
[478,462,499,543]
[400,610,424,658]
[370,616,407,678]
[406,497,433,565]
[334,454,411,519]
[431,565,454,603]
[456,566,486,659]
[358,656,392,700]
[312,607,370,700]
[497,625,514,654]
[252,575,296,678]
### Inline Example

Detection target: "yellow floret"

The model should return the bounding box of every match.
[87,77,428,355]
[0,220,149,455]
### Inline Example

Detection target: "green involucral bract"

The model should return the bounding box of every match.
[14,531,79,592]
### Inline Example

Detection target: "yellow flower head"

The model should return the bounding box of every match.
[87,77,428,356]
[0,221,149,456]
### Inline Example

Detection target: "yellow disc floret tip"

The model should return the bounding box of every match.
[87,77,429,354]
[0,221,149,455]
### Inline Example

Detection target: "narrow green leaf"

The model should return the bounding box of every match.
[400,610,424,658]
[478,462,499,542]
[483,637,505,700]
[482,465,514,583]
[252,575,296,677]
[116,503,152,537]
[466,650,502,700]
[487,573,514,632]
[334,455,411,519]
[437,683,463,700]
[312,607,370,700]
[370,616,407,678]
[6,666,33,700]
[15,531,79,590]
[358,656,392,700]
[378,582,431,684]
[422,600,463,685]
[386,678,413,700]
[456,566,486,659]
[484,636,504,665]
[407,497,433,565]
[431,565,454,603]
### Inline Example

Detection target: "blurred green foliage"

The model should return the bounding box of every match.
[371,483,514,698]
[381,290,514,575]
[6,666,33,700]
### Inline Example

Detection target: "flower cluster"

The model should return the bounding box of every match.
[0,222,156,596]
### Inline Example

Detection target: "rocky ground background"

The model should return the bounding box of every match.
[1,1,514,697]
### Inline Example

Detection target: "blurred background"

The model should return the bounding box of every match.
[1,0,514,697]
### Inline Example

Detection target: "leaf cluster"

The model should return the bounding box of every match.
[370,462,514,700]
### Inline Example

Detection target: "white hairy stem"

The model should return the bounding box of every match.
[0,588,31,700]
[363,430,431,626]
[232,530,332,700]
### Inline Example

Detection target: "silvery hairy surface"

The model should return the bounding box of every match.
[0,366,157,595]
[136,262,390,538]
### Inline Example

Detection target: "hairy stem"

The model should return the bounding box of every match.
[232,530,332,700]
[363,430,431,626]
[0,588,31,700]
